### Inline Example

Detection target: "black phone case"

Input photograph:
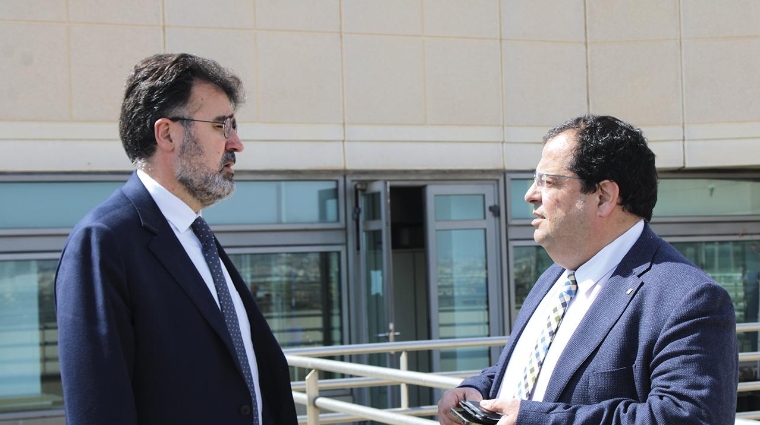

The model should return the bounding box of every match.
[458,400,502,425]
[449,406,474,424]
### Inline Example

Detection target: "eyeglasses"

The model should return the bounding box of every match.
[533,171,582,188]
[168,116,238,139]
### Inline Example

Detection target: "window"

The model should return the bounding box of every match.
[655,178,760,217]
[204,181,339,225]
[228,251,343,349]
[669,239,760,351]
[511,245,553,313]
[228,249,345,381]
[0,176,347,418]
[508,178,533,220]
[0,181,124,229]
[508,176,760,221]
[0,258,61,414]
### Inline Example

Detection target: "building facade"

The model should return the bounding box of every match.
[2,0,760,422]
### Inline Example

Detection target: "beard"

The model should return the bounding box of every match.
[175,129,236,208]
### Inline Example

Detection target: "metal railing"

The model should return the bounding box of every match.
[285,333,760,424]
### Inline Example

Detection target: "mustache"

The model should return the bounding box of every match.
[220,151,236,169]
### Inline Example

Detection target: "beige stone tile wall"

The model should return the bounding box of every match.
[0,0,759,173]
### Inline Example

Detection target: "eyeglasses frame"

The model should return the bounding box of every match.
[533,171,583,188]
[167,116,237,139]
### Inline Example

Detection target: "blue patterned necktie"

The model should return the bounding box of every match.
[516,272,578,400]
[192,216,259,425]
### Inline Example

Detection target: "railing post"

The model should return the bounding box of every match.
[305,369,319,425]
[400,351,409,409]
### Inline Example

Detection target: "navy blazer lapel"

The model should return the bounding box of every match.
[541,225,659,402]
[121,173,237,357]
[489,265,564,398]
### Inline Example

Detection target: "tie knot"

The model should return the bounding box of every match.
[567,272,576,284]
[191,216,215,246]
[564,272,578,297]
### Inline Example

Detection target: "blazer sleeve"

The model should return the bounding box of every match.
[513,282,738,425]
[55,223,138,425]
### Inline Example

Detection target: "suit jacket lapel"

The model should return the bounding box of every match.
[121,173,237,358]
[489,266,564,398]
[541,225,659,402]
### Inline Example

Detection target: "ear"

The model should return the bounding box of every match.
[596,180,620,217]
[154,117,177,153]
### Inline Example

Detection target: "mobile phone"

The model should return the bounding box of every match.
[458,400,502,425]
[449,406,474,424]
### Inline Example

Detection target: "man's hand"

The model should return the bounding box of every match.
[479,398,520,425]
[437,387,483,425]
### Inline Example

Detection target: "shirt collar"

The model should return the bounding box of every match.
[566,219,645,293]
[137,169,200,232]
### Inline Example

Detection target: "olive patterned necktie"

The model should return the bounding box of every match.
[516,272,578,400]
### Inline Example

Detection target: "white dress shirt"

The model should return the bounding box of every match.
[137,170,263,422]
[497,219,644,401]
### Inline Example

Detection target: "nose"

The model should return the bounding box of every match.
[225,129,244,153]
[524,180,540,204]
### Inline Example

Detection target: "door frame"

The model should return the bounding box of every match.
[347,173,508,353]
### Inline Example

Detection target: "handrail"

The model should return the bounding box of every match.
[287,337,760,424]
[283,336,508,357]
[287,355,462,390]
[293,391,437,425]
[285,323,760,358]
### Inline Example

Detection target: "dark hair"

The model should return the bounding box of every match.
[119,53,244,163]
[543,114,658,221]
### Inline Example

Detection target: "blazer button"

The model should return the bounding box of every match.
[239,404,251,416]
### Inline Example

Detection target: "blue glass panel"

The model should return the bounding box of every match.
[434,195,484,221]
[437,229,489,371]
[0,182,123,229]
[0,259,61,413]
[510,179,534,219]
[654,178,760,217]
[512,245,553,312]
[228,251,343,380]
[204,181,339,225]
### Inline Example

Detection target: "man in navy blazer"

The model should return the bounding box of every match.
[55,53,297,424]
[438,115,738,424]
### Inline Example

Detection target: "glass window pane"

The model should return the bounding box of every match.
[512,246,553,314]
[204,181,339,225]
[509,179,534,220]
[434,195,485,221]
[669,240,760,352]
[437,229,489,371]
[363,230,386,343]
[0,259,61,413]
[655,178,760,217]
[362,192,382,222]
[0,182,123,229]
[228,251,342,349]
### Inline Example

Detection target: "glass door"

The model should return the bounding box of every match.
[426,184,500,373]
[358,181,396,408]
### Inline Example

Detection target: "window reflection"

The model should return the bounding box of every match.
[228,252,342,349]
[669,240,760,351]
[434,195,485,221]
[668,239,760,413]
[655,179,760,217]
[0,259,61,414]
[0,182,123,229]
[205,181,339,225]
[437,229,489,372]
[512,246,553,313]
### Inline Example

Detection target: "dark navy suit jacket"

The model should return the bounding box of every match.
[55,172,297,425]
[461,225,738,424]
